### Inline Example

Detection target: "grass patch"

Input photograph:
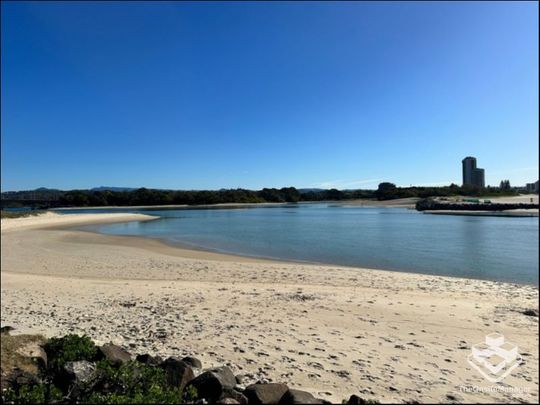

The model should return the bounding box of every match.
[0,210,47,219]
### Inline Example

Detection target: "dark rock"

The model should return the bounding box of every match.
[188,366,236,402]
[99,343,131,365]
[347,395,376,405]
[63,360,96,385]
[0,326,15,334]
[220,388,248,404]
[522,308,539,317]
[56,360,96,393]
[235,374,246,384]
[2,368,41,390]
[279,389,323,404]
[160,357,195,390]
[415,198,539,212]
[244,383,289,404]
[182,356,202,369]
[136,353,163,366]
[217,399,241,405]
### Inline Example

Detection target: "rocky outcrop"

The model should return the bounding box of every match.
[135,353,163,366]
[160,357,195,390]
[415,198,539,212]
[244,383,289,404]
[219,388,249,404]
[63,360,96,385]
[347,394,377,404]
[2,368,41,390]
[188,366,237,402]
[279,388,325,404]
[99,343,132,365]
[181,356,202,369]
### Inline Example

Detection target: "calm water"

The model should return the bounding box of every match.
[59,204,539,285]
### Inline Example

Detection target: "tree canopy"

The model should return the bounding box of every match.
[1,183,521,209]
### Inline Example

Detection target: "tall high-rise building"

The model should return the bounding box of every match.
[462,157,485,188]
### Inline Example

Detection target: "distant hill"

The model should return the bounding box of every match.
[1,188,64,202]
[1,186,136,199]
[34,187,63,192]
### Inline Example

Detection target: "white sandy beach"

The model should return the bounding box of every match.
[1,212,538,403]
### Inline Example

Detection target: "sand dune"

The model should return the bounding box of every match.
[1,211,158,232]
[1,213,538,403]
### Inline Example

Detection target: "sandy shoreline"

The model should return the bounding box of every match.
[50,202,291,211]
[0,211,160,232]
[1,213,538,403]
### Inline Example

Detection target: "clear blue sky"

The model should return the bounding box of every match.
[1,1,538,191]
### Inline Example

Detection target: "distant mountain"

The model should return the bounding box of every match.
[34,187,63,192]
[90,186,137,192]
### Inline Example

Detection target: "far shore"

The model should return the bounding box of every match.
[39,194,538,212]
[1,212,538,403]
[49,202,291,211]
[48,199,419,210]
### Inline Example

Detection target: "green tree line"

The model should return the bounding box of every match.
[1,183,522,208]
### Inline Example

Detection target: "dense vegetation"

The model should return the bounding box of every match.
[1,183,526,208]
[1,335,196,404]
[372,182,520,200]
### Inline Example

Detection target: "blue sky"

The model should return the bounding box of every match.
[1,1,538,191]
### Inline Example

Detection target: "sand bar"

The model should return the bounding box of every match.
[1,213,538,403]
[0,212,159,232]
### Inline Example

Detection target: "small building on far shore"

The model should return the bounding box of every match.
[526,180,539,193]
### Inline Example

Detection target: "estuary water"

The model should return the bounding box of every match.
[60,204,539,285]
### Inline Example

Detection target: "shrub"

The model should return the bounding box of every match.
[2,384,64,404]
[80,359,196,404]
[43,334,98,374]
